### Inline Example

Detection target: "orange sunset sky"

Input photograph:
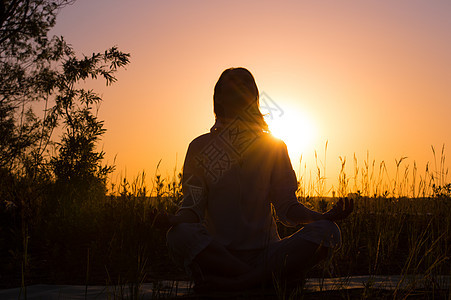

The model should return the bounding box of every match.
[50,0,451,194]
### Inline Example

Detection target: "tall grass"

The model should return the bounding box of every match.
[0,145,449,298]
[108,143,451,296]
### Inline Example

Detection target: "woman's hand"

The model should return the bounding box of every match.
[322,197,354,221]
[152,210,174,229]
[152,209,200,229]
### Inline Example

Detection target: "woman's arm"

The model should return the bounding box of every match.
[286,203,324,224]
[153,209,199,229]
[269,140,353,225]
[170,209,199,224]
[286,197,354,224]
[174,140,208,223]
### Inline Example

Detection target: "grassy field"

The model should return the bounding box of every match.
[0,149,450,299]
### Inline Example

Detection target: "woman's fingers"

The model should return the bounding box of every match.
[323,197,355,221]
[153,211,174,228]
[332,197,354,220]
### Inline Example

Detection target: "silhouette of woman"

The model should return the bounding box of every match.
[165,67,353,292]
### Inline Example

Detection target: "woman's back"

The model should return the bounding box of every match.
[181,130,299,250]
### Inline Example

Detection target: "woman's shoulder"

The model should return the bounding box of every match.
[259,132,287,148]
[188,133,214,149]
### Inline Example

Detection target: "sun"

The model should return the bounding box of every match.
[264,103,316,162]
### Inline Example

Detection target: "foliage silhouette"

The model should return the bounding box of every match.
[0,1,130,288]
[50,47,130,184]
[0,0,75,171]
[0,0,129,184]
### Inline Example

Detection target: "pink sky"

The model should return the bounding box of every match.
[50,0,451,195]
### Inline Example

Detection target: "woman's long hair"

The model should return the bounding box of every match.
[213,68,269,132]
